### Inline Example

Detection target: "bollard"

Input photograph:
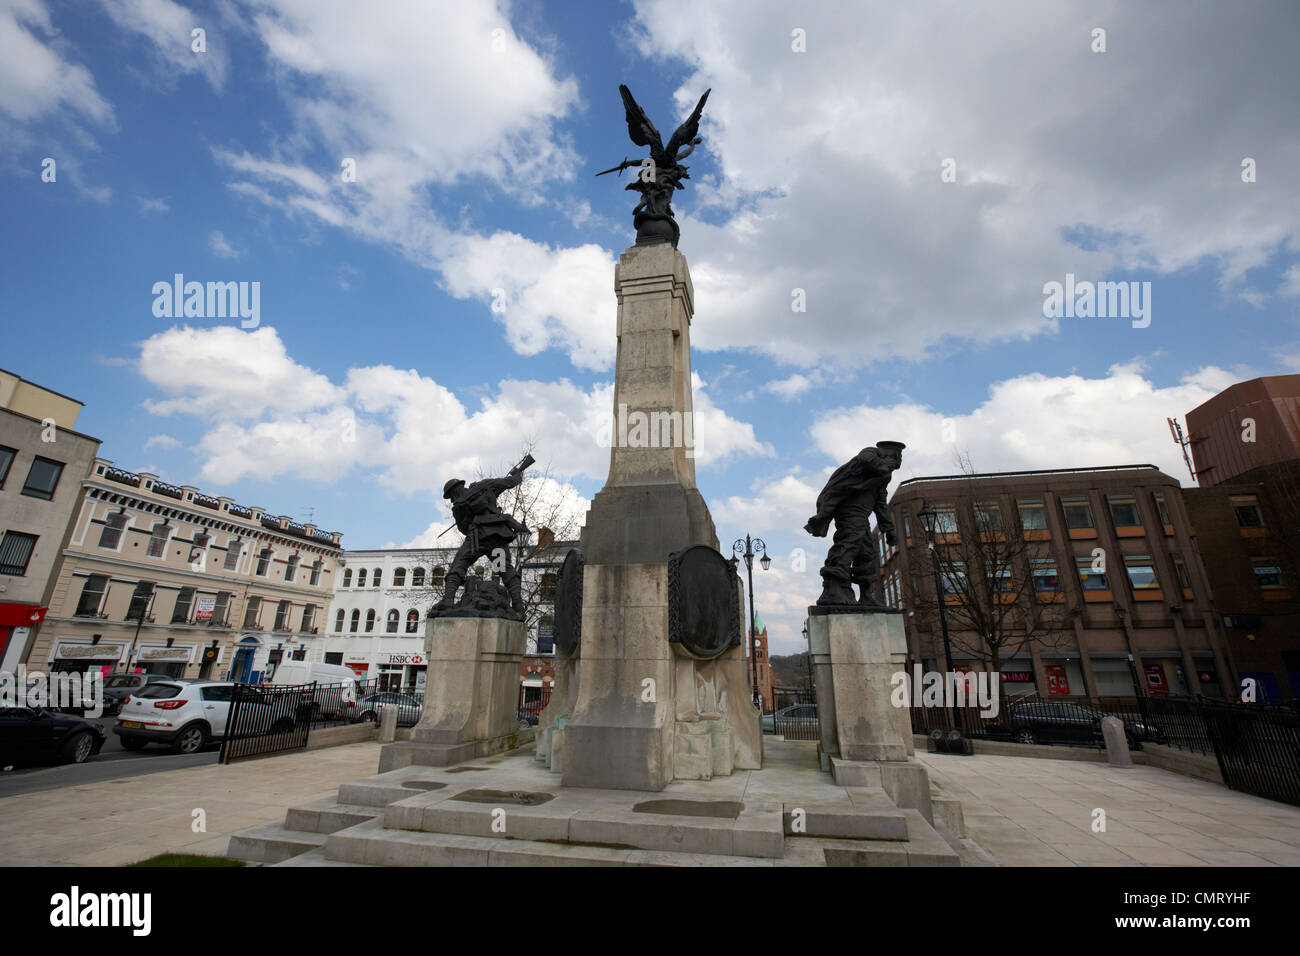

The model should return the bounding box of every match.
[1101,715,1132,768]
[379,705,398,743]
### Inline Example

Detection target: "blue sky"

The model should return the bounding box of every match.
[3,0,1298,652]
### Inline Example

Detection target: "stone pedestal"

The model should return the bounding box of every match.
[536,655,578,771]
[379,615,526,771]
[810,608,933,822]
[810,609,913,762]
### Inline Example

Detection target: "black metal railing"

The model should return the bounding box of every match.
[763,687,820,740]
[518,683,552,727]
[219,682,314,763]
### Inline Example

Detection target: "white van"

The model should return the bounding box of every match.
[267,661,359,717]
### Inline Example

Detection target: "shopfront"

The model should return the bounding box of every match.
[377,651,426,691]
[0,604,46,672]
[136,644,195,679]
[50,640,126,675]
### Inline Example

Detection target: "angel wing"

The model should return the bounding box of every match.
[619,84,662,151]
[665,88,711,159]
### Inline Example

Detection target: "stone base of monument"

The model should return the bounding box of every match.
[560,562,760,791]
[226,739,960,867]
[810,608,937,823]
[378,615,528,772]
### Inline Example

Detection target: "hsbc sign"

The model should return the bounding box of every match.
[383,652,425,666]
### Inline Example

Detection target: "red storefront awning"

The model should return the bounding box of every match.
[0,603,47,627]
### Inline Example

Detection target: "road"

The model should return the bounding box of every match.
[0,714,220,798]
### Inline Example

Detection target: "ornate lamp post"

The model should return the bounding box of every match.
[916,501,959,730]
[731,534,771,708]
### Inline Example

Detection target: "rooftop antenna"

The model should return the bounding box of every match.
[1167,417,1196,483]
[301,506,316,525]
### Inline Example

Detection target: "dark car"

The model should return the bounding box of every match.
[518,704,545,728]
[351,692,423,728]
[0,706,107,767]
[1008,700,1162,749]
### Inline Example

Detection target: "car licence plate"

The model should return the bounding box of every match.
[119,720,142,728]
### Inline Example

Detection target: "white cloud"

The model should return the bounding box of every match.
[135,326,771,494]
[0,0,112,125]
[208,230,238,258]
[138,195,169,215]
[96,0,228,89]
[810,361,1240,486]
[144,433,180,450]
[764,373,815,401]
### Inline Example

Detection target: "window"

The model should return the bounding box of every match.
[1233,496,1265,528]
[412,567,425,587]
[932,504,958,535]
[406,609,419,633]
[974,501,1003,534]
[210,591,230,627]
[256,548,273,576]
[989,565,1014,593]
[273,600,291,631]
[301,604,315,632]
[189,532,209,566]
[1062,497,1095,531]
[1031,558,1060,592]
[1018,499,1047,531]
[1124,555,1160,590]
[365,609,376,633]
[243,596,263,628]
[335,608,345,632]
[1252,562,1284,588]
[285,555,299,583]
[1153,491,1173,528]
[146,522,170,558]
[940,561,966,596]
[1108,494,1142,529]
[357,568,367,588]
[902,515,912,540]
[431,567,445,589]
[540,572,558,602]
[172,587,195,623]
[127,582,155,621]
[1076,557,1108,590]
[0,445,15,488]
[372,569,382,588]
[99,511,128,549]
[309,560,321,586]
[349,610,359,633]
[386,610,399,633]
[343,568,353,587]
[200,685,233,702]
[75,574,109,616]
[224,538,242,570]
[393,567,406,587]
[0,531,37,576]
[21,456,64,500]
[1173,555,1192,591]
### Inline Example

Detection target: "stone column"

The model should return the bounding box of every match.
[561,245,722,792]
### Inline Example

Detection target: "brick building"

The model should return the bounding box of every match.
[881,465,1234,700]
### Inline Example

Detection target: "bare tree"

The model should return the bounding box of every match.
[909,453,1074,675]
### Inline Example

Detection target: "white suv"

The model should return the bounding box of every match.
[113,681,293,754]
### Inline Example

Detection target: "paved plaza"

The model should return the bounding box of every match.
[2,742,1298,866]
[918,751,1300,866]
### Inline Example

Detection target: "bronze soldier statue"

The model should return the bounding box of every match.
[433,455,534,617]
[804,441,905,608]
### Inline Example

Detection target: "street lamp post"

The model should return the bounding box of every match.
[916,501,960,731]
[731,534,771,708]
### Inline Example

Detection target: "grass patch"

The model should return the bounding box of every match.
[127,854,246,867]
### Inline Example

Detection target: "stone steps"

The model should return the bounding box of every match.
[228,824,328,865]
[271,846,369,867]
[325,817,777,867]
[284,798,382,834]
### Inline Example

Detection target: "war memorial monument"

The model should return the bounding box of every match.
[229,87,964,867]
